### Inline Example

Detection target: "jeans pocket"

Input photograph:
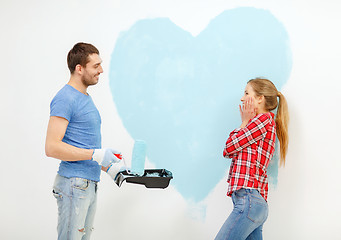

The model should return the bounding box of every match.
[71,178,90,191]
[232,191,247,213]
[52,189,63,200]
[247,196,268,223]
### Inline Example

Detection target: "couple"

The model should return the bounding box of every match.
[45,42,289,240]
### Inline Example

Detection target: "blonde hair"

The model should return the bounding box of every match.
[248,78,289,166]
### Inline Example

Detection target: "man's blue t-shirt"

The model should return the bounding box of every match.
[50,84,102,182]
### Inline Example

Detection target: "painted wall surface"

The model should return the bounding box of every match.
[1,0,340,239]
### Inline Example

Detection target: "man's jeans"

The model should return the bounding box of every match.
[215,188,268,240]
[53,174,98,240]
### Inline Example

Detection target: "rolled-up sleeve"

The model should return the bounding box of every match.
[223,114,270,158]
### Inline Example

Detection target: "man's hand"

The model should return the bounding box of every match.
[105,161,127,180]
[92,148,122,167]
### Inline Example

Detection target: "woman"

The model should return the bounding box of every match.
[215,78,289,240]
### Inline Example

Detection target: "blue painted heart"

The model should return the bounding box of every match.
[109,7,291,202]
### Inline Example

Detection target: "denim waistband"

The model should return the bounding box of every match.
[58,174,98,185]
[233,188,259,196]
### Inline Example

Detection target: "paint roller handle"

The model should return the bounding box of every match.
[113,154,131,173]
[92,148,122,167]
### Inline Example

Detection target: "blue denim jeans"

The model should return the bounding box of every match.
[215,188,268,240]
[53,174,98,240]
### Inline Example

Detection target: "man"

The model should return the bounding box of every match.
[45,42,122,240]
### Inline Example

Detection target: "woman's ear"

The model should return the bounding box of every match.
[257,95,265,104]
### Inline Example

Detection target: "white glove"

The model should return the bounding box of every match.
[106,161,127,180]
[92,148,121,167]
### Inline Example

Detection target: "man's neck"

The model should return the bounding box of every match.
[68,76,88,95]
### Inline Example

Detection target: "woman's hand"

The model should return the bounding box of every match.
[239,96,256,128]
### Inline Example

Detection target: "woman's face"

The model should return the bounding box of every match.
[241,83,265,113]
[241,83,257,104]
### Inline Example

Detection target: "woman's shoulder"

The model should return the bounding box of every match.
[253,112,275,124]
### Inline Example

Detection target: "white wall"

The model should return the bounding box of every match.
[1,0,340,239]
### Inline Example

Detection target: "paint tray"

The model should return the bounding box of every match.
[114,169,173,189]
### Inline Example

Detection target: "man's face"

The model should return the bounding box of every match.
[81,54,103,86]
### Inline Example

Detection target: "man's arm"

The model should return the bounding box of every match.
[45,116,94,161]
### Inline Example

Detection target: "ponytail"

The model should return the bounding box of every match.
[248,78,289,166]
[275,92,289,166]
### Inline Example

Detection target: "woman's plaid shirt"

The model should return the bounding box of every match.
[223,112,276,201]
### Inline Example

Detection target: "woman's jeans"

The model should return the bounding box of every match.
[53,174,98,240]
[215,188,268,240]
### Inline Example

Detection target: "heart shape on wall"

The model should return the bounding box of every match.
[109,7,292,202]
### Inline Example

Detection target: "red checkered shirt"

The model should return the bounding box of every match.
[223,112,276,201]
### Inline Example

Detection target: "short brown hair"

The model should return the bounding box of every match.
[67,42,99,74]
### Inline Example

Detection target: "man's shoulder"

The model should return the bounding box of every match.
[50,85,81,119]
[50,86,80,115]
[52,85,78,103]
